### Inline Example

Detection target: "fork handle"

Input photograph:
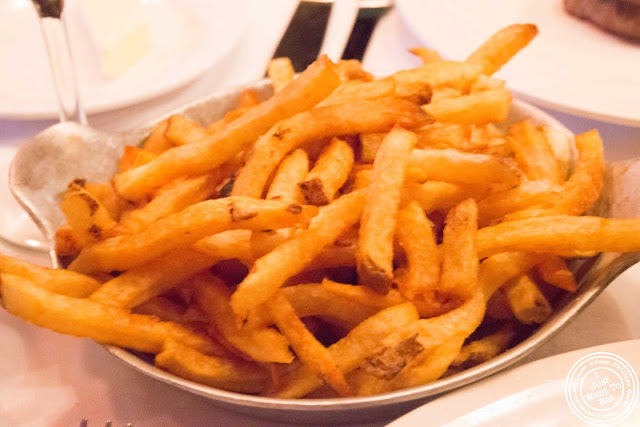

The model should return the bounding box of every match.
[32,0,87,124]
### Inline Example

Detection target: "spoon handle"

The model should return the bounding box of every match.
[32,0,87,124]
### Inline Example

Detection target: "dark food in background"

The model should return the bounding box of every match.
[564,0,640,41]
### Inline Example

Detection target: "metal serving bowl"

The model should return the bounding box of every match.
[9,80,640,424]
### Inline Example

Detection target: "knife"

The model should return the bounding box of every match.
[271,0,392,72]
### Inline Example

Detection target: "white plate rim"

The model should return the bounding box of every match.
[0,0,247,119]
[394,0,640,127]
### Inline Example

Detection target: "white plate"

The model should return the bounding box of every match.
[388,339,640,426]
[395,0,640,126]
[0,0,246,119]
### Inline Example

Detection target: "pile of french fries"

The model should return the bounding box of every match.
[3,23,640,398]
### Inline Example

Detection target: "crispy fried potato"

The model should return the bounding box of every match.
[466,23,538,75]
[393,61,482,91]
[61,180,117,247]
[236,88,261,108]
[54,225,82,257]
[358,127,417,294]
[440,199,478,301]
[70,198,318,273]
[402,181,488,213]
[408,47,443,64]
[119,146,157,172]
[268,57,295,93]
[142,119,173,154]
[535,255,577,292]
[408,149,520,187]
[193,273,293,363]
[395,201,440,301]
[266,149,309,204]
[112,172,226,236]
[113,56,341,200]
[478,252,546,300]
[0,274,220,355]
[451,322,516,369]
[268,291,351,396]
[508,120,563,184]
[164,114,209,146]
[299,138,354,205]
[231,190,366,319]
[232,98,431,198]
[477,180,556,226]
[156,339,268,393]
[0,254,100,298]
[246,283,378,331]
[269,303,419,398]
[477,216,640,258]
[503,274,552,324]
[422,88,511,125]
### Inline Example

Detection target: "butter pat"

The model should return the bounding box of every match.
[80,0,151,79]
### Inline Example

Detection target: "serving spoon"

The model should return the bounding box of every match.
[7,81,640,423]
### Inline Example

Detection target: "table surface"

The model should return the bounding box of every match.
[1,2,639,426]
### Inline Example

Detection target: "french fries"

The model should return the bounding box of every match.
[4,24,640,401]
[357,127,417,294]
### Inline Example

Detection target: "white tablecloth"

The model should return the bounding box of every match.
[1,2,639,426]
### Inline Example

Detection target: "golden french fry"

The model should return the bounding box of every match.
[113,56,341,200]
[232,98,431,198]
[88,248,219,309]
[0,274,220,355]
[430,87,463,103]
[269,303,419,398]
[408,46,442,64]
[246,283,378,331]
[408,148,520,187]
[163,114,209,146]
[112,172,226,236]
[466,23,538,75]
[133,296,187,324]
[231,190,366,319]
[508,120,563,184]
[535,130,605,216]
[334,59,373,82]
[451,322,516,368]
[142,119,173,154]
[0,254,100,298]
[358,127,417,294]
[360,133,385,164]
[536,255,577,292]
[268,291,351,397]
[299,138,354,205]
[485,290,515,319]
[54,225,82,257]
[84,182,129,221]
[266,149,309,204]
[236,88,261,109]
[156,339,268,394]
[119,146,157,172]
[503,274,552,324]
[470,75,506,93]
[395,201,440,300]
[393,61,482,91]
[402,181,488,213]
[70,197,318,273]
[352,168,374,190]
[193,273,294,363]
[477,180,556,226]
[422,88,511,125]
[61,180,117,247]
[478,252,546,300]
[440,199,478,301]
[320,77,432,107]
[268,58,295,93]
[540,125,572,180]
[477,216,640,258]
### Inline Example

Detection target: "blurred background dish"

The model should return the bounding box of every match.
[395,0,640,126]
[0,0,247,119]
